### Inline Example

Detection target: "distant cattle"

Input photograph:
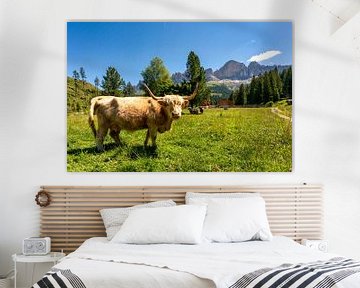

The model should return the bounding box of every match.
[88,84,198,151]
[188,106,204,114]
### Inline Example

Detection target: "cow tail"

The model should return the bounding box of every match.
[88,98,98,138]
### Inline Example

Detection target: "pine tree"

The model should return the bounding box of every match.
[124,81,136,96]
[248,76,256,105]
[229,91,234,102]
[269,70,280,102]
[141,57,173,96]
[280,69,286,83]
[185,51,211,107]
[72,70,80,97]
[101,66,125,95]
[94,76,100,96]
[79,67,86,88]
[273,68,283,99]
[235,84,246,105]
[263,72,272,104]
[254,76,264,104]
[282,67,292,99]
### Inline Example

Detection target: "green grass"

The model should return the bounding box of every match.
[274,100,292,118]
[67,108,292,172]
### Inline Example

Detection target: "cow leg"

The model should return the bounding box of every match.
[110,129,121,145]
[96,126,108,151]
[144,129,150,147]
[150,129,158,148]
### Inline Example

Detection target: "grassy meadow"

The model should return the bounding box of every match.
[67,108,292,172]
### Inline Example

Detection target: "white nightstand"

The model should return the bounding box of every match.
[12,252,65,288]
[301,239,328,252]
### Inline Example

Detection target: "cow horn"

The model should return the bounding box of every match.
[143,83,162,100]
[183,83,199,101]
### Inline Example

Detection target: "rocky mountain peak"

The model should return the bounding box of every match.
[214,60,247,80]
[172,60,291,82]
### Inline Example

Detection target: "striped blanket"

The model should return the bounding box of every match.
[32,258,360,288]
[230,258,360,288]
[32,268,86,288]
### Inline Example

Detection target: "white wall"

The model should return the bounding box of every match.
[1,0,360,285]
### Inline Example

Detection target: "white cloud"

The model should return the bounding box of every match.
[247,50,282,62]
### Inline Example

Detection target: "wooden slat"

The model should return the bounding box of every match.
[39,184,323,253]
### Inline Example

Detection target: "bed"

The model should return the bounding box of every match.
[33,236,360,288]
[33,185,360,288]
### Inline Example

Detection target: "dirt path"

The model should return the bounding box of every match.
[271,107,292,122]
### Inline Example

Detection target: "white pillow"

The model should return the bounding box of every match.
[202,197,272,243]
[100,200,176,240]
[111,205,207,244]
[186,192,259,204]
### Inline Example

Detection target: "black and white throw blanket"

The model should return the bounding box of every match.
[32,258,360,288]
[229,258,360,288]
[32,268,86,288]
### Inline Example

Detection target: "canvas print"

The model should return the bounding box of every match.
[67,22,292,172]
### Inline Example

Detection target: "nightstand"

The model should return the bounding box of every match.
[12,252,65,288]
[301,239,328,252]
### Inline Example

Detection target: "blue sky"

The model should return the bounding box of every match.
[67,22,292,85]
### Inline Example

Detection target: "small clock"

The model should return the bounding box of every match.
[23,237,51,255]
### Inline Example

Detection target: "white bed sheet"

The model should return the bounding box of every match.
[54,236,360,288]
[55,258,214,288]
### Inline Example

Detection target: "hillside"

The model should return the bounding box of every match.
[67,77,99,112]
[207,82,233,100]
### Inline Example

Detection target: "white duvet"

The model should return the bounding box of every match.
[53,237,360,288]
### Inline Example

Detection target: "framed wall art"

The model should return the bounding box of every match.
[67,21,292,172]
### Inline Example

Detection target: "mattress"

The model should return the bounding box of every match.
[34,236,360,288]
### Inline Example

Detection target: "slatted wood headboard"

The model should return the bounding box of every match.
[39,184,323,253]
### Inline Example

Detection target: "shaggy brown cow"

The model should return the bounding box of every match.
[88,84,198,151]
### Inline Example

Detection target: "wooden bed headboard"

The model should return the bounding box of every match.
[39,184,323,253]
